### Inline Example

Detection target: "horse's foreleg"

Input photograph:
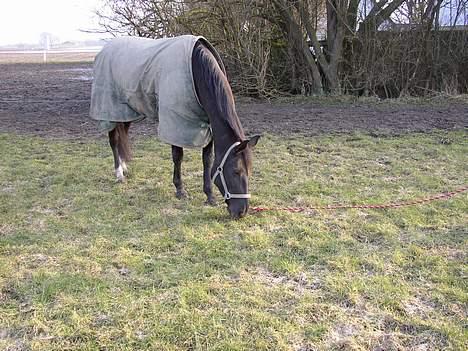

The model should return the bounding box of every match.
[172,145,187,199]
[109,127,125,182]
[202,140,216,205]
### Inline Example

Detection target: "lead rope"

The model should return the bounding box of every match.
[250,185,467,213]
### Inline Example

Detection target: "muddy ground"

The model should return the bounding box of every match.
[0,63,466,139]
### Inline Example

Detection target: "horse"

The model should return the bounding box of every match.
[90,36,260,219]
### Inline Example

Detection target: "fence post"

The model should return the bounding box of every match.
[43,34,50,63]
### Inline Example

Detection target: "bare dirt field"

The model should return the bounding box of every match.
[0,62,466,139]
[0,52,96,64]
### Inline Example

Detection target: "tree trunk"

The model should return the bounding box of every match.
[272,0,323,94]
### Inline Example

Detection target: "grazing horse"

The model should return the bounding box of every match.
[90,35,260,219]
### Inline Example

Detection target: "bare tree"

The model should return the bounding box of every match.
[95,0,186,37]
[93,0,468,97]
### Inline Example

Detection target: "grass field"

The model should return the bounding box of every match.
[0,130,466,350]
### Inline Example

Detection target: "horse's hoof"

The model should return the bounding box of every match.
[205,198,217,206]
[176,190,188,199]
[116,175,126,183]
[122,162,129,176]
[116,167,126,182]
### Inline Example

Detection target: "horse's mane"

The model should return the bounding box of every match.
[192,40,246,141]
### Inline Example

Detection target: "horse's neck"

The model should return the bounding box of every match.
[197,74,244,154]
[191,41,244,154]
[209,111,241,152]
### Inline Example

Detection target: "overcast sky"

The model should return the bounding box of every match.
[0,0,106,45]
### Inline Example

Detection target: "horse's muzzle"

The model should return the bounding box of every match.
[228,201,249,219]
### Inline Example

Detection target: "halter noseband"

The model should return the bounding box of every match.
[211,141,251,200]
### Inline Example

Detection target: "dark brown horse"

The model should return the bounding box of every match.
[99,38,260,219]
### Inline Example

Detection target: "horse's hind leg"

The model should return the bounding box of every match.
[172,145,188,199]
[109,122,132,182]
[118,122,132,176]
[109,126,125,182]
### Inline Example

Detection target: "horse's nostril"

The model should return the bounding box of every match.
[238,209,247,219]
[230,209,247,219]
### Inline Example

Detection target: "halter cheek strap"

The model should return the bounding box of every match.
[211,141,251,200]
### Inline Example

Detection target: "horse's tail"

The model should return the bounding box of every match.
[116,122,132,162]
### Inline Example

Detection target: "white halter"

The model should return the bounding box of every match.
[211,141,251,200]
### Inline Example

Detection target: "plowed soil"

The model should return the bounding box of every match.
[0,63,466,139]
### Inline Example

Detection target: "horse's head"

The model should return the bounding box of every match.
[212,135,261,219]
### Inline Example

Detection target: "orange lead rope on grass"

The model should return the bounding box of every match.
[250,186,468,213]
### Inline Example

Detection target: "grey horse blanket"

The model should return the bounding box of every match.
[90,35,225,148]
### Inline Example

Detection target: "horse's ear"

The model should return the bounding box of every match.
[248,135,261,148]
[235,140,249,154]
[235,135,261,154]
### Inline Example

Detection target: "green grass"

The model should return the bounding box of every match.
[0,131,466,350]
